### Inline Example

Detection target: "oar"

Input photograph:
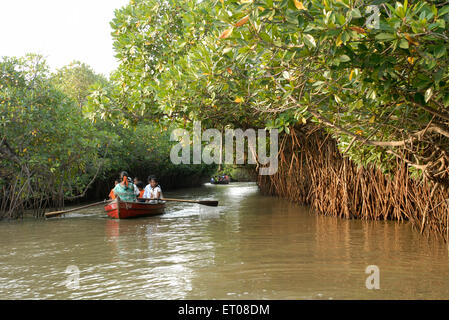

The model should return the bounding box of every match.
[140,197,219,207]
[45,199,113,219]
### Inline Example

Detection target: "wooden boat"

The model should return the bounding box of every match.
[104,198,165,219]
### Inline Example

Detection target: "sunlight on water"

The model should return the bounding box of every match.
[1,182,449,299]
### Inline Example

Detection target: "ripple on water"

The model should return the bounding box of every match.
[1,183,449,299]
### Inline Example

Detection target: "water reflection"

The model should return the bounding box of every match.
[0,182,449,299]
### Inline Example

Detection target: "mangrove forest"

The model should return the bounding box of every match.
[4,0,449,302]
[2,0,449,239]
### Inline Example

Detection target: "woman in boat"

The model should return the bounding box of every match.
[143,176,163,204]
[112,171,137,202]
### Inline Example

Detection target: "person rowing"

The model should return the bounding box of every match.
[112,171,137,202]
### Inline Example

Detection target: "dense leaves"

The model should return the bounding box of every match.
[0,55,105,216]
[105,0,449,185]
[52,61,107,108]
[4,0,448,218]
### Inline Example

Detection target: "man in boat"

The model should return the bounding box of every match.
[143,176,163,204]
[112,171,137,202]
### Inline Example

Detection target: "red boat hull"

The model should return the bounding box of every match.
[104,199,165,219]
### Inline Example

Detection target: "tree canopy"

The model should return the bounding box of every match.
[52,61,107,108]
[1,54,106,215]
[91,0,449,186]
[3,0,449,218]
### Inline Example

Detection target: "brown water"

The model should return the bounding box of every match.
[1,182,449,299]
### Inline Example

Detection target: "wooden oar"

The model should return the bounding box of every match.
[45,199,113,219]
[45,196,218,219]
[140,197,219,207]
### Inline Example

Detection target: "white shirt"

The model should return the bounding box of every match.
[143,185,162,199]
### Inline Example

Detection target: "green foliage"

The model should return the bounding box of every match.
[94,120,217,189]
[5,0,447,217]
[1,54,215,218]
[51,61,107,108]
[212,0,449,173]
[106,0,449,181]
[218,164,256,181]
[98,0,270,129]
[0,54,105,206]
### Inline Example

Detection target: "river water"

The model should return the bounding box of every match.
[1,182,449,299]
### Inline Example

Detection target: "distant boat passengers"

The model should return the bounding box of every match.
[110,172,163,203]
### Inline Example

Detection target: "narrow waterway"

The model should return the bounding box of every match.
[1,182,449,299]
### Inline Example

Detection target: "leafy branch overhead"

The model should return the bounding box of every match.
[90,0,449,185]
